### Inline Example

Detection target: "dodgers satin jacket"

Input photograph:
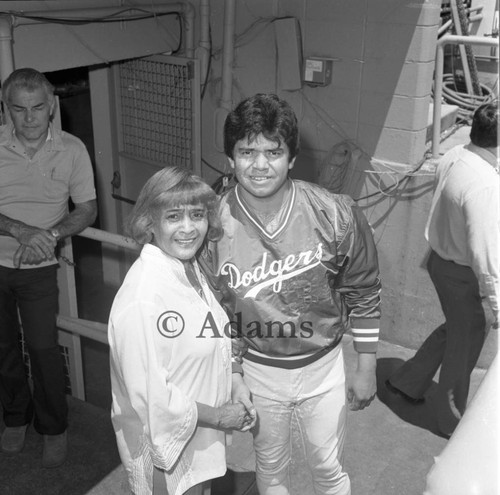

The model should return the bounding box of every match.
[201,180,382,360]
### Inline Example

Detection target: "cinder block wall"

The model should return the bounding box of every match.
[199,0,450,354]
[359,4,441,166]
[198,0,495,367]
[200,0,442,185]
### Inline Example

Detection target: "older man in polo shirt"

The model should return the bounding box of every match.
[0,68,97,467]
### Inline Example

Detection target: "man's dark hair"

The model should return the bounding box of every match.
[470,101,498,148]
[224,93,299,160]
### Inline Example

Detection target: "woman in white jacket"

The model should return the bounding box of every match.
[108,166,256,495]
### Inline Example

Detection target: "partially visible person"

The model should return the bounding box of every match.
[201,94,382,495]
[0,68,97,467]
[424,355,498,495]
[108,166,256,495]
[387,102,499,437]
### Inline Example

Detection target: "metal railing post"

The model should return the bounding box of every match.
[56,227,140,399]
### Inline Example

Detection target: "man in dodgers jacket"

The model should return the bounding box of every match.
[201,93,381,495]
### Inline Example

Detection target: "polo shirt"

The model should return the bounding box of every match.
[0,123,96,269]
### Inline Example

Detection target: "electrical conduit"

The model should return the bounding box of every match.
[214,0,236,151]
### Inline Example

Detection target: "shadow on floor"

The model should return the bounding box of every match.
[0,398,121,495]
[376,357,443,437]
[212,470,257,495]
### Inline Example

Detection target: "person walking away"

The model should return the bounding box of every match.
[387,102,499,438]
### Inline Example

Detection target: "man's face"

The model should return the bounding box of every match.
[7,86,54,147]
[229,133,295,206]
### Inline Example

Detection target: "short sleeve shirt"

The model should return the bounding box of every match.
[0,123,96,268]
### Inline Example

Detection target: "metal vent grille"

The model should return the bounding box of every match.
[118,57,195,168]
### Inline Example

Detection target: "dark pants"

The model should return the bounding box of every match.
[390,250,486,435]
[0,265,68,435]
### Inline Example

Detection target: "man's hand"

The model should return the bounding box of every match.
[232,373,257,431]
[347,352,377,411]
[13,245,48,268]
[217,402,255,431]
[14,224,57,263]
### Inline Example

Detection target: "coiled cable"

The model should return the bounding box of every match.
[440,73,496,121]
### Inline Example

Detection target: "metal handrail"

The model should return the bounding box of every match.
[57,227,140,347]
[432,34,499,158]
[79,226,141,252]
[57,315,109,345]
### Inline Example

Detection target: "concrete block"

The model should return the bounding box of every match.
[358,124,428,166]
[292,147,323,183]
[362,59,435,98]
[326,59,363,89]
[359,93,431,130]
[365,24,440,62]
[426,103,459,142]
[234,0,273,24]
[235,28,275,62]
[305,0,370,22]
[302,86,360,126]
[305,0,441,27]
[304,20,365,59]
[278,0,307,18]
[233,51,277,95]
[299,108,358,149]
[366,0,442,26]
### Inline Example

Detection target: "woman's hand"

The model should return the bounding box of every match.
[197,399,256,431]
[217,402,255,431]
[231,373,257,431]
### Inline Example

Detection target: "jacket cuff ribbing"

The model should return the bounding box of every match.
[350,318,379,353]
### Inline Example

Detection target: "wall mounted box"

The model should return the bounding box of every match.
[303,57,333,86]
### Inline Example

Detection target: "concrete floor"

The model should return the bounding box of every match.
[0,333,489,495]
[85,335,488,495]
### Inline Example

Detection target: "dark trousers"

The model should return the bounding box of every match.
[0,265,68,435]
[390,250,486,435]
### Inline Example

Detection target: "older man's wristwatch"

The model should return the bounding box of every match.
[50,229,61,241]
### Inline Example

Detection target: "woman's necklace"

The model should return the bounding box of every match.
[183,260,207,303]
